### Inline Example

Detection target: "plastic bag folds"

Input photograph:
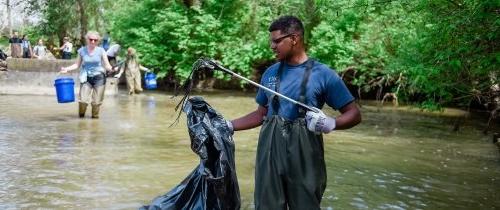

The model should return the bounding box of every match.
[141,97,240,210]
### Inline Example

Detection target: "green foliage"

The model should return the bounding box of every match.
[308,21,355,71]
[0,37,8,49]
[109,0,274,83]
[392,0,500,108]
[27,0,498,110]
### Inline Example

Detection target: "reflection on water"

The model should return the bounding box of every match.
[0,91,499,209]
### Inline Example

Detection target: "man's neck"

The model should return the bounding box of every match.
[285,51,308,65]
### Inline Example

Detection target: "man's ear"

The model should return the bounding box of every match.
[292,35,299,45]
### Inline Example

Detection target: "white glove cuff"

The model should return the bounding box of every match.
[323,117,336,133]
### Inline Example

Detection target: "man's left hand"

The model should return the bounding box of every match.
[305,110,336,133]
[225,120,234,135]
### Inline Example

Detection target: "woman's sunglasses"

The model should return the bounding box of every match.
[89,38,99,43]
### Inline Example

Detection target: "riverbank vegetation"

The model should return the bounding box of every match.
[8,0,500,110]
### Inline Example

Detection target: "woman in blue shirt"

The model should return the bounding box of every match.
[60,31,113,119]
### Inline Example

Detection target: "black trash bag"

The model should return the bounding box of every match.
[141,97,240,210]
[0,49,7,61]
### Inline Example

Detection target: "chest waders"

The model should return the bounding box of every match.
[124,60,143,94]
[78,73,106,118]
[255,60,327,210]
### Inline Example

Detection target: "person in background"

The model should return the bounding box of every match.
[59,37,73,59]
[106,44,120,66]
[8,31,22,58]
[0,49,7,71]
[21,35,33,58]
[33,39,49,59]
[114,47,150,95]
[0,49,7,61]
[59,31,113,118]
[226,16,361,209]
[101,32,111,51]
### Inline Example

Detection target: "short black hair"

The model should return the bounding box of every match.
[268,15,304,38]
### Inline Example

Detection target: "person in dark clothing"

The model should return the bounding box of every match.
[8,31,22,58]
[21,35,33,58]
[0,49,7,60]
[101,32,111,51]
[226,16,361,209]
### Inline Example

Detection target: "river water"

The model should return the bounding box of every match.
[0,91,498,209]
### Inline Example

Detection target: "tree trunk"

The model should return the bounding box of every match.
[95,11,100,32]
[249,0,258,35]
[6,0,12,35]
[76,0,87,46]
[183,0,200,7]
[95,2,104,32]
[303,0,320,45]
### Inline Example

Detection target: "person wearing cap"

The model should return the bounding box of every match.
[114,47,150,95]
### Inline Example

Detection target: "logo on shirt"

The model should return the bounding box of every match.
[267,76,278,90]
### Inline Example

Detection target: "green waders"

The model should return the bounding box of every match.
[254,60,326,210]
[255,116,326,209]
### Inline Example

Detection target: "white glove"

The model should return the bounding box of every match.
[114,74,121,78]
[226,120,234,135]
[305,110,336,133]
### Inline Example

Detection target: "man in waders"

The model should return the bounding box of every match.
[227,16,361,209]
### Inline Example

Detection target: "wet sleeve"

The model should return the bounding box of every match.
[325,72,355,110]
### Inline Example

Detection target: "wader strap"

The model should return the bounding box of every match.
[271,62,285,114]
[271,60,314,117]
[298,60,314,117]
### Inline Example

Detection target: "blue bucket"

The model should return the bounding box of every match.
[144,72,157,90]
[54,77,75,103]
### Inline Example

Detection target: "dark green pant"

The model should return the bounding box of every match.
[255,115,327,210]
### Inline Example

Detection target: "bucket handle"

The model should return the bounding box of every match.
[55,70,72,80]
[145,71,155,78]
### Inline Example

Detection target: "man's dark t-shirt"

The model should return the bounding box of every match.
[9,37,22,44]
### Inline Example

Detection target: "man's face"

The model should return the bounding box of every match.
[13,32,18,37]
[269,30,295,61]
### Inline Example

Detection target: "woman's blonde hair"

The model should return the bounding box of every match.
[85,31,100,44]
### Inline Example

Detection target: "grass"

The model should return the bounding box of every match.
[0,36,8,49]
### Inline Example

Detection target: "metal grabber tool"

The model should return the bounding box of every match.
[194,58,321,113]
